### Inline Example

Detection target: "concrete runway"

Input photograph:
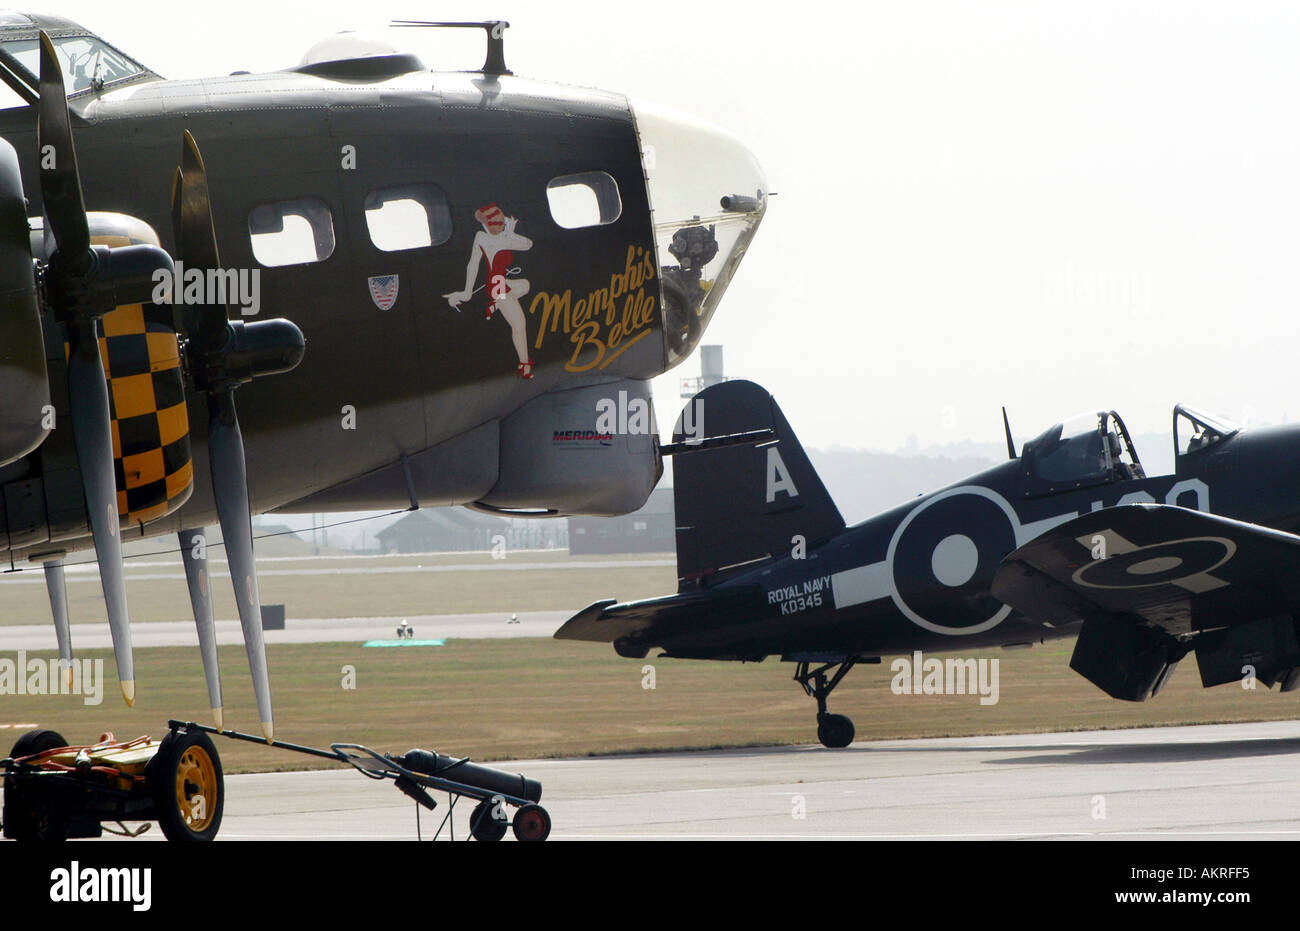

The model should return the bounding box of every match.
[88,719,1300,840]
[0,611,569,651]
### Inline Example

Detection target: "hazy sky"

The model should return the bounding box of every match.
[46,0,1300,455]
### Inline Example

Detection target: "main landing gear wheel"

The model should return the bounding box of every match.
[511,803,551,842]
[817,713,855,749]
[794,658,862,749]
[146,730,224,841]
[469,799,508,842]
[3,730,70,841]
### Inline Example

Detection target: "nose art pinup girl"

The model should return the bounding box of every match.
[444,203,536,378]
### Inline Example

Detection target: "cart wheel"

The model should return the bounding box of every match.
[9,729,68,760]
[511,803,551,842]
[469,798,508,842]
[3,729,70,842]
[146,730,223,841]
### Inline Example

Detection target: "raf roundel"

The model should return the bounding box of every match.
[1073,536,1236,591]
[887,486,1020,635]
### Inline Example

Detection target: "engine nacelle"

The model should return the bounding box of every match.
[0,138,49,469]
[2,212,194,554]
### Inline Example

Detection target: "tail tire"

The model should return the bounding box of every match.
[817,714,854,749]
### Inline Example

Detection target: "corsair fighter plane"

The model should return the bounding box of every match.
[558,381,1300,747]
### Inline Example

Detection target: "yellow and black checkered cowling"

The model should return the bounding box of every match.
[99,301,193,525]
[62,215,194,527]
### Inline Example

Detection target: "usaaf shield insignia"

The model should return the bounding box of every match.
[368,274,399,310]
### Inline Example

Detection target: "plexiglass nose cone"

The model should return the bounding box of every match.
[632,99,767,366]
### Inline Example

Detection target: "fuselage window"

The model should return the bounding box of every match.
[364,183,452,252]
[546,170,622,229]
[248,198,336,267]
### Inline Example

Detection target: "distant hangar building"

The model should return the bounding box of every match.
[375,509,511,554]
[569,486,675,555]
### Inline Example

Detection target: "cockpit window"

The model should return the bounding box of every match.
[1174,404,1239,457]
[1,35,146,94]
[0,76,27,110]
[1024,410,1145,490]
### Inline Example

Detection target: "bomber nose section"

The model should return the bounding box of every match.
[632,99,767,366]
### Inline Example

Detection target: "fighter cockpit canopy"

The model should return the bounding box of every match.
[1174,403,1239,457]
[1022,409,1144,494]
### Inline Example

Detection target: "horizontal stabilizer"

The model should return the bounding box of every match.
[553,599,624,642]
[554,587,770,657]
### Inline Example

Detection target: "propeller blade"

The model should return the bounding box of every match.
[35,31,90,273]
[34,31,175,711]
[177,130,220,268]
[41,559,74,690]
[170,131,276,741]
[170,132,300,741]
[66,324,134,705]
[208,392,273,742]
[176,131,228,349]
[170,165,183,267]
[36,29,141,706]
[179,528,223,730]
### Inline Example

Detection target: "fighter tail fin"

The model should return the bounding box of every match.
[670,380,843,586]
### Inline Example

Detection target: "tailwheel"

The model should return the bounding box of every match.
[794,657,862,749]
[816,713,855,749]
[469,798,508,842]
[146,729,224,841]
[511,803,551,842]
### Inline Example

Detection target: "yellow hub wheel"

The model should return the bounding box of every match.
[147,730,224,841]
[174,745,218,832]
